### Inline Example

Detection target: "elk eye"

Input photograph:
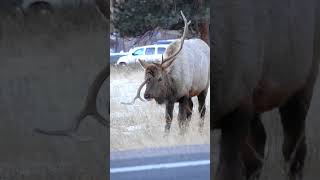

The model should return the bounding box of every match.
[158,77,162,82]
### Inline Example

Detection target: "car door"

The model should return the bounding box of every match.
[144,47,156,62]
[157,47,166,55]
[155,47,166,63]
[131,48,145,63]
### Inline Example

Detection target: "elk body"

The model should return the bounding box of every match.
[212,0,320,179]
[134,11,210,134]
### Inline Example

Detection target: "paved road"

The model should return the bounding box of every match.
[110,144,210,180]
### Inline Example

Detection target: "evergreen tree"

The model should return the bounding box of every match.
[112,0,209,42]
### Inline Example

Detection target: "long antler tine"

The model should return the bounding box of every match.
[160,10,190,67]
[33,65,109,141]
[161,54,164,64]
[121,79,148,105]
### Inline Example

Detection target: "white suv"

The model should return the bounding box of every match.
[116,44,168,66]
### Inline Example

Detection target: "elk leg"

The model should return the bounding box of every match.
[164,102,174,134]
[216,105,252,180]
[279,90,311,180]
[242,113,266,180]
[187,98,193,119]
[178,96,190,134]
[197,89,207,132]
[185,98,193,133]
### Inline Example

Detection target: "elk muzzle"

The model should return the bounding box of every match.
[144,93,152,100]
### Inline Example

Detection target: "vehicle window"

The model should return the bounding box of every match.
[145,48,155,55]
[157,47,166,54]
[133,48,144,56]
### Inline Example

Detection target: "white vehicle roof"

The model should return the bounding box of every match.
[129,44,169,52]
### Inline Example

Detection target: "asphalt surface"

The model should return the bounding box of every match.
[110,144,210,180]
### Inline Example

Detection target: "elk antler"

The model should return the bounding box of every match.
[151,55,163,66]
[161,11,191,68]
[121,78,148,105]
[34,65,109,141]
[33,0,110,141]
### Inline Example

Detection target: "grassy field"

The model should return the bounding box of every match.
[0,9,108,179]
[110,65,210,151]
[212,75,320,179]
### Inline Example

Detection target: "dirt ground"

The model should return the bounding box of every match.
[110,65,210,151]
[0,9,108,179]
[212,74,320,179]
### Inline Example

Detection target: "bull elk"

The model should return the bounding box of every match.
[123,11,210,134]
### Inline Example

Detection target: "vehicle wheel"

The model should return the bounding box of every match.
[28,2,53,16]
[119,62,127,66]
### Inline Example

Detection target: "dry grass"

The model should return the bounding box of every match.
[110,65,210,151]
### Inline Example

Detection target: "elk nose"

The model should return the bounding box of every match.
[144,93,151,100]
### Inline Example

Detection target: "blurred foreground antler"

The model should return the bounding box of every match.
[34,0,110,141]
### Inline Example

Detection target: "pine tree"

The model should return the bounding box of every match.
[112,0,209,43]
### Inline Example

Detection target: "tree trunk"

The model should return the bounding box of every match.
[199,21,209,44]
[195,0,209,44]
[95,0,109,22]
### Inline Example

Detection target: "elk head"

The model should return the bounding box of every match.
[138,59,173,104]
[122,11,191,105]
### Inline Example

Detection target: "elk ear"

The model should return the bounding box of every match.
[138,59,148,69]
